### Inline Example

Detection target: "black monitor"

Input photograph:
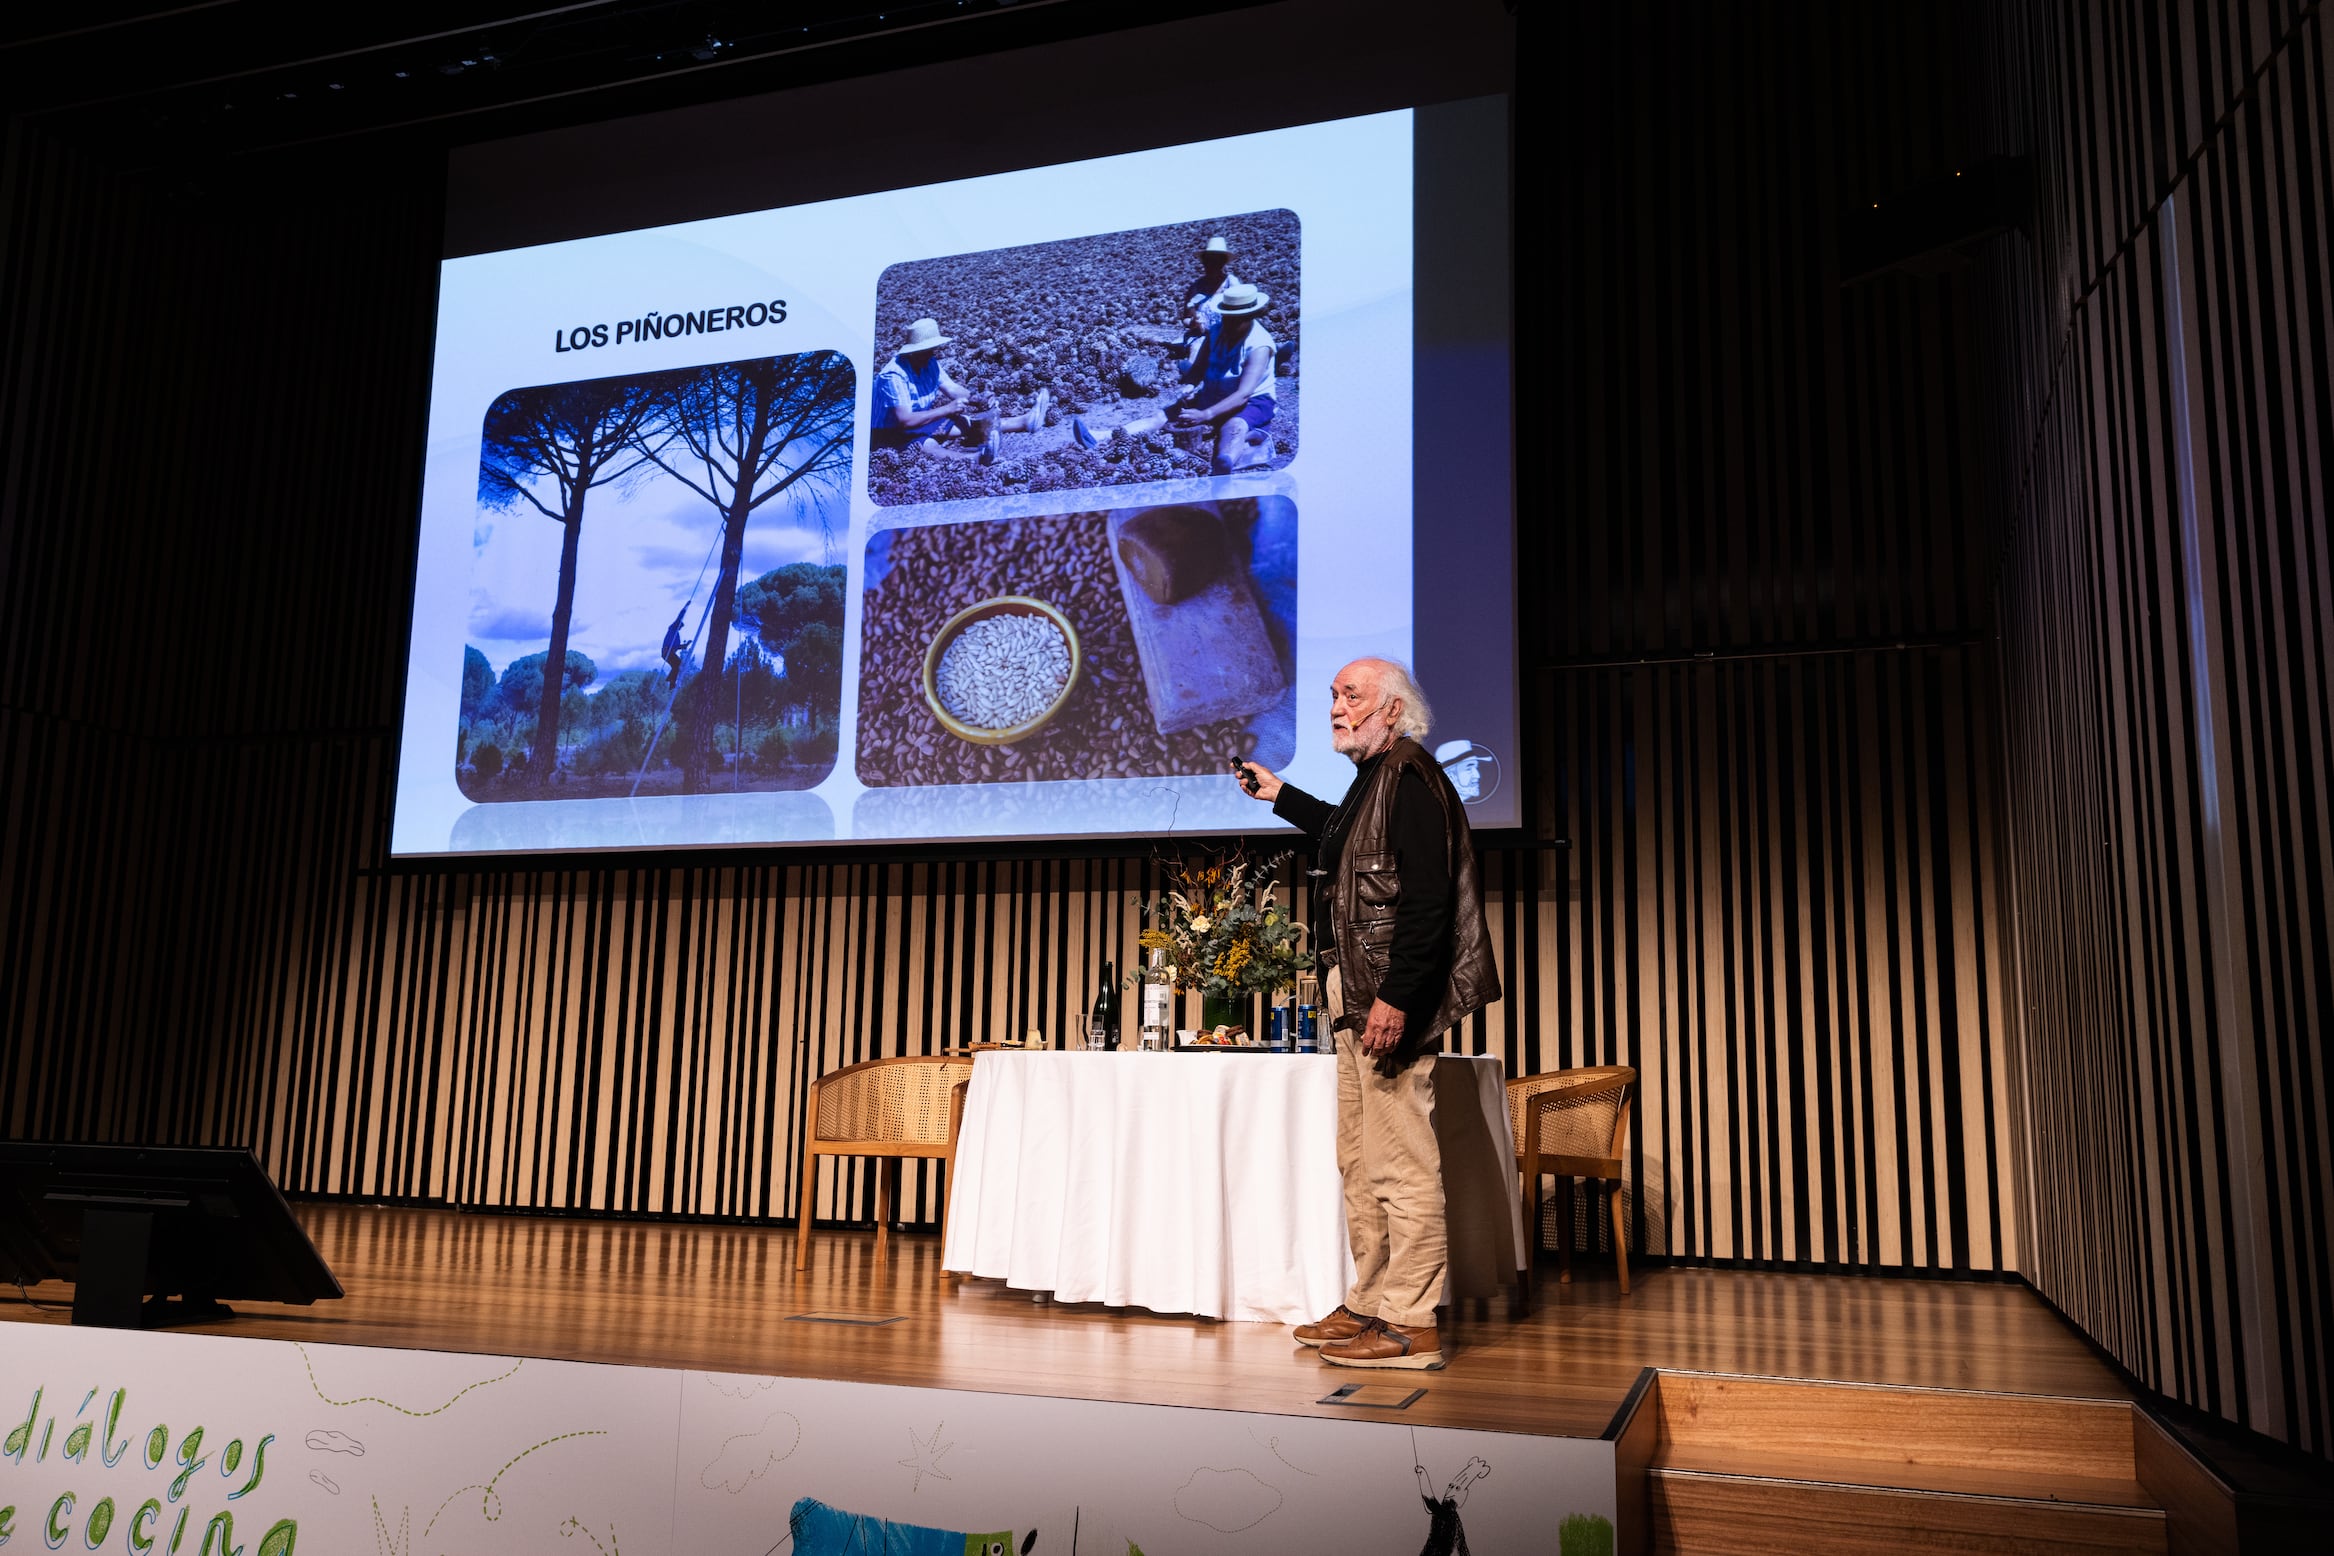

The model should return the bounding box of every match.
[0,1142,342,1329]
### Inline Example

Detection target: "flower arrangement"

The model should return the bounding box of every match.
[1136,849,1315,1001]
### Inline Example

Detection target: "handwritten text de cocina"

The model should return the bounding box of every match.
[554,298,789,353]
[2,1386,294,1554]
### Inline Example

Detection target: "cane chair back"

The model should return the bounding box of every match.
[1509,1065,1632,1178]
[795,1055,976,1273]
[813,1057,972,1147]
[1508,1064,1637,1297]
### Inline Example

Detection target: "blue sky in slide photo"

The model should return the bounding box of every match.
[465,439,848,684]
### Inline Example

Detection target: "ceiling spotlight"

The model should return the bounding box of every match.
[394,70,408,79]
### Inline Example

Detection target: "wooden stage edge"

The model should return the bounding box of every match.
[1,1204,2129,1440]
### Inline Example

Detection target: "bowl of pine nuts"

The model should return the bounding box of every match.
[922,595,1083,745]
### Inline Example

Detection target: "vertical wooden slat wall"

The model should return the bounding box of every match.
[1980,0,2332,1457]
[1515,652,2015,1273]
[1527,2,2017,1276]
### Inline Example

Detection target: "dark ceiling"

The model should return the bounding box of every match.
[2,0,1263,170]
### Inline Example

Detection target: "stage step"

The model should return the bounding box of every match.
[1649,1464,2167,1553]
[1645,1372,2170,1555]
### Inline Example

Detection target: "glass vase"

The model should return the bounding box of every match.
[1199,992,1246,1035]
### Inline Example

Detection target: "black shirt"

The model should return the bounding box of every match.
[1273,752,1454,1018]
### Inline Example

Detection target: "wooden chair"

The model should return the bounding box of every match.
[1507,1065,1636,1296]
[794,1055,976,1271]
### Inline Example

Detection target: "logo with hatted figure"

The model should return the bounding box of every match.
[1434,739,1501,805]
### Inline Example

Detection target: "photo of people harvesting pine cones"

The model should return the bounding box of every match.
[868,210,1299,506]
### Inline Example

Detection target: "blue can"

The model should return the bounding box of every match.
[1297,1005,1319,1053]
[1268,1006,1292,1050]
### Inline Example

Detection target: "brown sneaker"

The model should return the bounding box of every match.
[1293,1304,1370,1348]
[1319,1319,1444,1370]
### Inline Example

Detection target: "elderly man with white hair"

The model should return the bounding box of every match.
[1235,657,1500,1370]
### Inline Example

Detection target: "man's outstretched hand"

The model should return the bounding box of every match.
[1234,761,1282,802]
[1360,998,1406,1056]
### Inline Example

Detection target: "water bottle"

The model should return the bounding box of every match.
[1140,949,1172,1051]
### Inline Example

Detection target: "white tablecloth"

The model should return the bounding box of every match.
[941,1051,1526,1324]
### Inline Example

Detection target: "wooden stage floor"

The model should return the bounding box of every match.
[2,1204,2128,1440]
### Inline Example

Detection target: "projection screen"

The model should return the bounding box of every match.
[390,22,1513,857]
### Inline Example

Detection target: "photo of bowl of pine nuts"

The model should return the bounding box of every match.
[921,595,1083,745]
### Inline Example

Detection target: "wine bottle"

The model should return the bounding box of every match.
[1089,961,1118,1049]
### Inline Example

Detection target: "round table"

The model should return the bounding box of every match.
[941,1050,1525,1323]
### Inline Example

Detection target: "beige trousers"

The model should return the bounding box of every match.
[1328,966,1446,1328]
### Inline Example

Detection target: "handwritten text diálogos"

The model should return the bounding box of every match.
[1,1386,294,1555]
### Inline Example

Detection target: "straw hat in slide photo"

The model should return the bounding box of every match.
[1213,281,1269,316]
[898,317,952,354]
